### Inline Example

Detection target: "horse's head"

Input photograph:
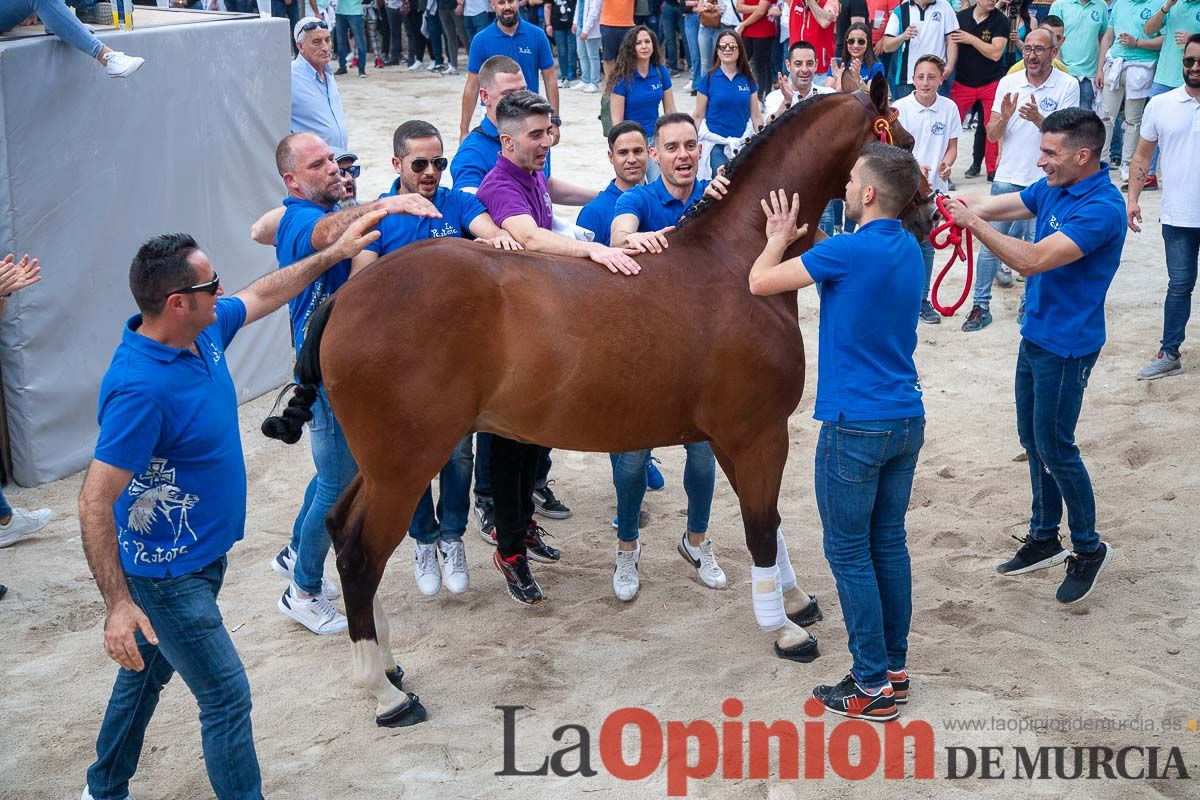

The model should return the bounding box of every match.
[850,74,938,242]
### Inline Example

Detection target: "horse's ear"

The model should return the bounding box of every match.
[838,66,857,94]
[869,72,889,114]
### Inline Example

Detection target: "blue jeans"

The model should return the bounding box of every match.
[553,27,578,80]
[610,443,715,541]
[463,10,493,47]
[87,557,263,800]
[815,416,924,689]
[0,485,11,520]
[337,13,368,72]
[474,434,551,497]
[818,200,841,236]
[698,24,718,76]
[578,32,601,84]
[288,389,358,595]
[920,237,935,299]
[683,12,701,85]
[0,0,104,58]
[974,181,1032,308]
[1077,76,1094,110]
[1014,339,1101,554]
[272,0,300,34]
[1160,224,1200,359]
[709,143,729,175]
[660,2,682,67]
[410,435,473,544]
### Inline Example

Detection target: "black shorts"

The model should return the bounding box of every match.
[600,24,634,61]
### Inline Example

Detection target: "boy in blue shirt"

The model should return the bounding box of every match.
[749,143,926,723]
[944,108,1124,605]
[78,215,384,800]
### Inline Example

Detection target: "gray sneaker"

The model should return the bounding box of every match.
[1136,352,1182,381]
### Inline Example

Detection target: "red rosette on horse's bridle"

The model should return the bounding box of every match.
[928,193,975,318]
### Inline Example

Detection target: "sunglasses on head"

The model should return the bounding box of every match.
[717,43,739,52]
[339,165,361,178]
[171,273,220,296]
[1184,56,1200,69]
[299,19,328,35]
[408,156,449,172]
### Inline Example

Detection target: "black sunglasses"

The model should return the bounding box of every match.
[846,37,868,45]
[1184,56,1200,69]
[171,273,220,296]
[408,156,449,172]
[339,165,361,178]
[299,19,328,35]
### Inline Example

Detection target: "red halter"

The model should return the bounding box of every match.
[928,193,975,317]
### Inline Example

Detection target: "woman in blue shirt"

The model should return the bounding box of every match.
[609,25,678,181]
[826,22,885,90]
[694,28,763,175]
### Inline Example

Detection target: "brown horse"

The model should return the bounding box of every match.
[264,76,935,727]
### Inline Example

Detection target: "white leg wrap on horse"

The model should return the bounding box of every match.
[751,564,787,632]
[351,639,408,715]
[775,528,798,592]
[372,596,399,672]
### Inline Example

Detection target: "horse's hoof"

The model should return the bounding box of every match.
[385,666,405,691]
[774,635,820,663]
[375,692,428,728]
[787,595,824,628]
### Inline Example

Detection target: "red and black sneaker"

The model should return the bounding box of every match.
[524,522,561,563]
[493,551,544,605]
[812,675,899,722]
[887,669,909,704]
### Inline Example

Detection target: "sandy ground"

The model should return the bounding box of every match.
[1,56,1198,800]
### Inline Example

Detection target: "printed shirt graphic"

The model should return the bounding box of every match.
[366,181,488,254]
[275,196,353,353]
[94,299,249,578]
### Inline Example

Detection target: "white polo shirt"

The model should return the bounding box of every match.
[764,83,834,117]
[990,68,1081,186]
[894,93,963,192]
[884,0,960,85]
[1139,87,1200,228]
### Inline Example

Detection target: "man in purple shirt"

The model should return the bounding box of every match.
[476,89,641,604]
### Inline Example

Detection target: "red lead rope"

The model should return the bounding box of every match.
[928,194,974,317]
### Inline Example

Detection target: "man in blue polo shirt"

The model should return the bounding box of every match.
[748,142,926,724]
[459,0,559,141]
[77,215,384,800]
[945,108,1125,605]
[268,132,438,636]
[576,120,651,246]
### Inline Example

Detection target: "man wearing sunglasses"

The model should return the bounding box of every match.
[291,16,349,154]
[78,213,384,800]
[336,151,361,205]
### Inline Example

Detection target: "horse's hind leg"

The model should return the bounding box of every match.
[328,475,428,727]
[713,425,822,662]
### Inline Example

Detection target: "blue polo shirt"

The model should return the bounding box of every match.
[95,298,249,578]
[275,197,352,352]
[366,180,488,254]
[612,176,708,231]
[576,180,628,245]
[801,219,925,422]
[450,116,553,191]
[697,69,757,138]
[612,65,672,137]
[1018,167,1126,358]
[290,54,348,152]
[466,19,555,91]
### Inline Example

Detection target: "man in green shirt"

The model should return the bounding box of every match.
[1144,0,1200,89]
[1097,0,1164,180]
[1050,0,1110,106]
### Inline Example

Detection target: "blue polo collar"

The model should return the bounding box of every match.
[1066,166,1112,197]
[122,316,190,363]
[649,176,704,208]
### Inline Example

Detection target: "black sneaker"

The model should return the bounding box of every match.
[334,66,348,75]
[474,496,495,535]
[532,483,572,519]
[812,675,899,722]
[524,522,561,563]
[1056,542,1113,604]
[494,551,544,605]
[996,534,1068,575]
[964,162,981,178]
[961,304,992,332]
[888,669,909,704]
[919,300,942,325]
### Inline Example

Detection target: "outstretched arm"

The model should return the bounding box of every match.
[501,213,642,274]
[251,206,286,245]
[748,190,814,295]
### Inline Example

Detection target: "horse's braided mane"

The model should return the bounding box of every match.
[677,91,843,230]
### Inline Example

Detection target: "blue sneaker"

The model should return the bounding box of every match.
[646,456,665,491]
[961,305,992,332]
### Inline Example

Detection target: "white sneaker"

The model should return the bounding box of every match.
[413,541,441,596]
[408,60,424,71]
[443,65,458,75]
[426,61,440,72]
[440,540,470,594]
[581,82,599,93]
[82,789,137,800]
[566,79,581,89]
[613,545,640,602]
[0,507,51,548]
[268,546,340,600]
[677,533,727,589]
[557,77,567,87]
[103,51,144,78]
[278,585,348,635]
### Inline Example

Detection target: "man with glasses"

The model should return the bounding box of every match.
[347,119,521,598]
[78,213,385,800]
[291,16,349,153]
[962,27,1078,332]
[335,151,361,205]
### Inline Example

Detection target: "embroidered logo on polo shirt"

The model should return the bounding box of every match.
[932,121,946,134]
[519,46,533,54]
[209,341,222,365]
[1039,96,1059,112]
[121,458,201,566]
[1140,7,1152,18]
[931,11,941,20]
[1049,214,1060,230]
[1091,9,1102,21]
[430,222,462,238]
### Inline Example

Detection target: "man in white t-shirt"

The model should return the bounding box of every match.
[765,39,836,117]
[962,27,1079,332]
[1125,35,1200,380]
[883,0,960,98]
[895,53,962,324]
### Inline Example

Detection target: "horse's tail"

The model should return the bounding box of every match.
[260,295,338,444]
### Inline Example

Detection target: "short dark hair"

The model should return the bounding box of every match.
[788,39,816,58]
[653,111,697,138]
[392,120,443,158]
[1040,107,1105,161]
[1188,32,1200,49]
[495,90,553,136]
[129,233,200,316]
[607,120,647,149]
[857,142,920,217]
[1042,14,1064,28]
[914,53,946,72]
